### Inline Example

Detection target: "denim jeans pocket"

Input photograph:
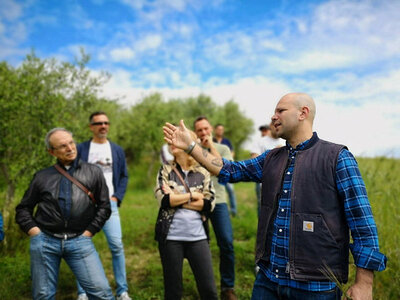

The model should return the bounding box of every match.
[79,234,92,239]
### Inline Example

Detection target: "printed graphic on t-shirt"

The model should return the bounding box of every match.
[91,155,112,173]
[88,141,114,197]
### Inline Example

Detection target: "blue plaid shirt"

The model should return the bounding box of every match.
[219,133,386,291]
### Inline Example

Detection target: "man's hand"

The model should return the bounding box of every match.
[164,120,223,175]
[163,120,193,151]
[200,134,213,149]
[346,268,373,300]
[82,230,93,237]
[111,196,118,202]
[27,226,41,236]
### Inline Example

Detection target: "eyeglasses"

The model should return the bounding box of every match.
[91,122,110,126]
[52,141,75,151]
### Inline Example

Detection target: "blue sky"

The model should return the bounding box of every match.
[1,0,400,157]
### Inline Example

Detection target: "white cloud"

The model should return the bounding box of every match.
[169,22,194,38]
[315,101,400,157]
[0,0,22,20]
[136,34,162,52]
[297,0,400,70]
[110,47,136,62]
[68,3,95,30]
[100,68,400,158]
[198,0,400,75]
[270,51,358,74]
[259,39,284,52]
[165,0,186,12]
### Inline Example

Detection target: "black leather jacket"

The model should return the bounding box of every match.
[16,159,111,236]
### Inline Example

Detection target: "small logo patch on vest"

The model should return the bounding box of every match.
[303,221,314,232]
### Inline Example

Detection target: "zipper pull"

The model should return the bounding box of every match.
[285,262,290,273]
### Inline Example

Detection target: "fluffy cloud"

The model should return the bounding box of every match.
[0,0,22,21]
[110,47,136,61]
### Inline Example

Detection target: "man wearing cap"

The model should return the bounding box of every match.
[15,128,114,299]
[250,124,283,215]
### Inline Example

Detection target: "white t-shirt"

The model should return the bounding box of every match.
[88,141,114,198]
[251,136,284,156]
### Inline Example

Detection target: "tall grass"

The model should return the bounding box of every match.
[0,157,398,299]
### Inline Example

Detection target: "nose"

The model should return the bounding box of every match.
[66,142,74,151]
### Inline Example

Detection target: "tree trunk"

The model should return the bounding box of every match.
[3,182,16,230]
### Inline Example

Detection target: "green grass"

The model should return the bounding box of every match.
[1,157,399,299]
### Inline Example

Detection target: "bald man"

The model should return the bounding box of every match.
[163,93,387,300]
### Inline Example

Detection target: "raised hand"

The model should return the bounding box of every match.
[200,133,213,149]
[163,120,193,150]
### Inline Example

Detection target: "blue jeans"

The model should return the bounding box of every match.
[30,232,114,300]
[225,183,237,215]
[251,271,342,300]
[209,203,235,288]
[77,200,128,296]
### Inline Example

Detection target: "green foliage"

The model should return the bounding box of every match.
[354,157,400,299]
[211,100,254,152]
[0,51,111,216]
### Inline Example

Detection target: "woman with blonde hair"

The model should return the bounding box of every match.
[154,130,218,300]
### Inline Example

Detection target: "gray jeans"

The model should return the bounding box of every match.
[158,239,218,300]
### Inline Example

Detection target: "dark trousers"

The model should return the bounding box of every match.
[158,239,218,300]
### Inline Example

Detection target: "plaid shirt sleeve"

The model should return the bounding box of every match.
[336,149,387,271]
[218,151,270,185]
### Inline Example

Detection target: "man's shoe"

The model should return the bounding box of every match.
[116,292,132,300]
[221,288,237,300]
[77,294,89,300]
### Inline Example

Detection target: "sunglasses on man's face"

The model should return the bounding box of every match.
[91,122,110,126]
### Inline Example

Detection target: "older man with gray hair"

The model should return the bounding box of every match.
[16,128,114,300]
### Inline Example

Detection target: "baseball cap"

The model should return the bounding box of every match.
[259,125,270,131]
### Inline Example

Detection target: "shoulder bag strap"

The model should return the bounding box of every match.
[171,165,193,204]
[54,164,96,204]
[171,165,190,193]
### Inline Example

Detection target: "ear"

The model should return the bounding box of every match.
[299,106,310,121]
[48,149,56,158]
